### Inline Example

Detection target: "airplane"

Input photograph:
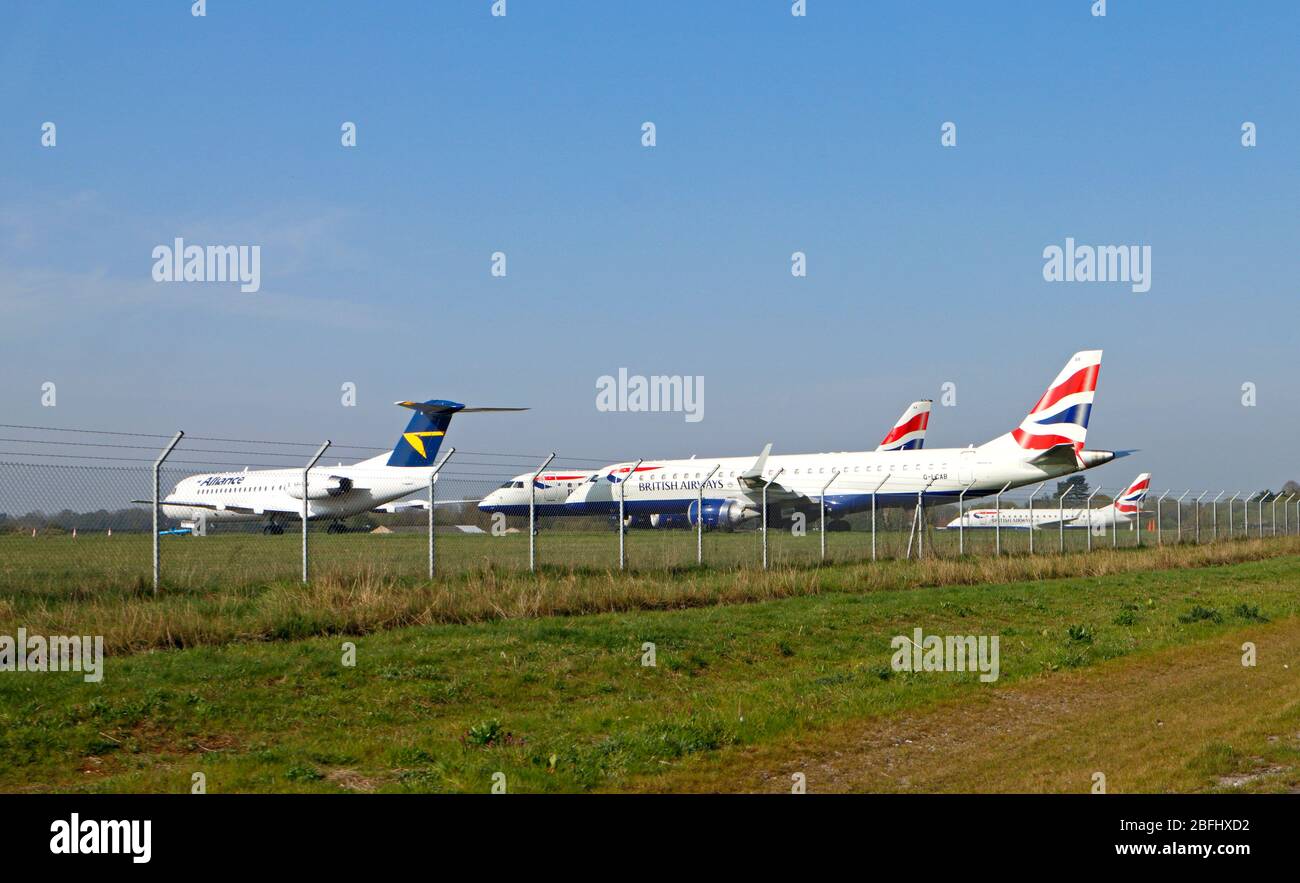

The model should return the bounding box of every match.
[474,400,934,522]
[563,351,1120,530]
[135,400,524,534]
[939,473,1150,531]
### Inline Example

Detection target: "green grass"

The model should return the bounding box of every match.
[1,521,1161,592]
[3,553,1298,793]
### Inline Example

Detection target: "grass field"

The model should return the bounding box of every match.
[2,542,1298,793]
[0,520,1176,592]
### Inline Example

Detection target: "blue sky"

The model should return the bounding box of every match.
[1,1,1297,491]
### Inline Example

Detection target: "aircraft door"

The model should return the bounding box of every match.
[958,449,976,485]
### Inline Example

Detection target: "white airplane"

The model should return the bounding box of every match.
[137,399,524,533]
[480,469,604,517]
[940,473,1150,531]
[475,400,934,521]
[563,352,1120,529]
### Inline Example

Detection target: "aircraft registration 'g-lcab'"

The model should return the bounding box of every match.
[136,400,525,533]
[941,473,1151,532]
[475,399,934,524]
[563,352,1120,529]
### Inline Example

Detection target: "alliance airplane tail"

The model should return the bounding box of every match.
[876,400,931,451]
[357,400,528,469]
[979,350,1104,466]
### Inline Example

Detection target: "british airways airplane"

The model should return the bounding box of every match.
[940,473,1151,531]
[137,400,524,533]
[475,400,934,519]
[563,352,1120,529]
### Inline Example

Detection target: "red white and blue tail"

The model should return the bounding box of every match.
[1111,473,1151,517]
[1009,350,1101,454]
[876,400,931,451]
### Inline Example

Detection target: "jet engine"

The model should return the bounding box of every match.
[687,500,759,529]
[648,513,692,529]
[285,475,353,500]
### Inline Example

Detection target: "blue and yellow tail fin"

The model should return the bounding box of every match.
[387,400,463,466]
[386,400,528,467]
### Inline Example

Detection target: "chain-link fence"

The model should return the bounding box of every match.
[2,424,1297,593]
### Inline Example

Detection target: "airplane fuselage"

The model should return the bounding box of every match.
[161,463,429,525]
[565,443,1114,522]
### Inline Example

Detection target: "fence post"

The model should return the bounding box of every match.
[912,479,935,560]
[619,459,642,571]
[1271,494,1278,537]
[1286,493,1295,536]
[697,463,719,566]
[1193,492,1206,544]
[1059,486,1069,554]
[1211,491,1224,541]
[994,481,1011,557]
[1028,482,1045,555]
[528,453,555,573]
[1175,491,1189,543]
[819,470,839,563]
[871,475,889,561]
[958,480,974,556]
[151,430,184,594]
[1086,487,1103,553]
[1228,493,1239,538]
[1156,491,1168,546]
[761,467,784,570]
[302,440,331,585]
[1257,494,1264,539]
[427,447,455,579]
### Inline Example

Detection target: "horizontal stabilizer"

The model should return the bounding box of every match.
[1026,443,1080,470]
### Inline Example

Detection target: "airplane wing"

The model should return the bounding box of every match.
[130,499,300,516]
[1030,516,1081,530]
[737,443,774,489]
[371,498,481,513]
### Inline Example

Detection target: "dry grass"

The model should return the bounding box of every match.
[8,537,1300,656]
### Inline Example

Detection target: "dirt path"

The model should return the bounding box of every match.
[626,619,1300,793]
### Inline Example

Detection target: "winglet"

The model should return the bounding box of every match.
[739,443,773,482]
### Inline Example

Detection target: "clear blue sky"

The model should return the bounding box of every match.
[2,1,1297,492]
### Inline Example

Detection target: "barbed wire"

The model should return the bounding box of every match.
[0,424,619,464]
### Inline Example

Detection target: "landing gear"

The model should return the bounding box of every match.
[262,522,285,535]
[326,521,348,534]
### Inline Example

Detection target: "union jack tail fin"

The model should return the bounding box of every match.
[1111,473,1151,516]
[1009,350,1102,454]
[876,400,931,452]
